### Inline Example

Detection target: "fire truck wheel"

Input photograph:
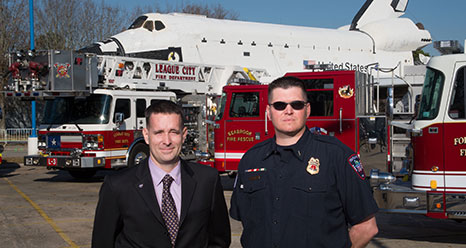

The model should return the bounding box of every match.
[128,143,149,168]
[68,169,97,179]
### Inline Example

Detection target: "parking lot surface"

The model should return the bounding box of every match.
[1,164,465,248]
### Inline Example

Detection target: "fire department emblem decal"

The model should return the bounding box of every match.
[168,51,180,62]
[54,63,71,78]
[338,85,354,99]
[306,157,320,175]
[348,154,365,179]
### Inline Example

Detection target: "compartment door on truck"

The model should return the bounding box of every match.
[412,67,445,190]
[111,98,134,159]
[302,72,357,151]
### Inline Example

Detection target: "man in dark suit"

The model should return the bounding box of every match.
[92,100,231,248]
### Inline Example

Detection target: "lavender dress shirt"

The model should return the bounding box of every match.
[148,158,182,218]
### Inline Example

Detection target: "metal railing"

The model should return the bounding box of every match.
[0,128,34,143]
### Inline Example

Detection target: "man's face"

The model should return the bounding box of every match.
[143,113,187,167]
[267,86,310,136]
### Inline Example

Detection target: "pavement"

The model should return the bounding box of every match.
[1,165,466,248]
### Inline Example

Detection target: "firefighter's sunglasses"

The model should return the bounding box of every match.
[269,101,308,111]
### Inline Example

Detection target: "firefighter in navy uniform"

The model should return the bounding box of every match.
[230,77,378,248]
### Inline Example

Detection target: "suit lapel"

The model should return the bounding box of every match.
[179,160,197,226]
[135,160,165,225]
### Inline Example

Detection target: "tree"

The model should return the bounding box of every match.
[0,0,29,129]
[180,3,238,20]
[0,0,238,129]
[413,48,430,65]
[34,0,125,50]
[0,0,126,129]
[129,2,238,21]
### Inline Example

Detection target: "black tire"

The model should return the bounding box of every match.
[128,143,149,168]
[68,169,97,179]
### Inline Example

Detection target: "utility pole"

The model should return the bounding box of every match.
[28,0,38,155]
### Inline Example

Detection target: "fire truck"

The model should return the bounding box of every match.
[211,69,398,174]
[5,50,264,178]
[371,40,466,220]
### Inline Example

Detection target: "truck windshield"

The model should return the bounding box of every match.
[417,67,445,120]
[215,93,227,121]
[42,94,112,124]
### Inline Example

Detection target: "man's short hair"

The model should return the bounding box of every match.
[145,100,185,128]
[268,76,308,103]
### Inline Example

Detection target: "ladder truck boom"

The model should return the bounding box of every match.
[5,50,267,178]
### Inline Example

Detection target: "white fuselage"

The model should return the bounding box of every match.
[92,1,431,83]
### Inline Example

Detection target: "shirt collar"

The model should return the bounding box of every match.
[262,128,311,161]
[148,157,181,186]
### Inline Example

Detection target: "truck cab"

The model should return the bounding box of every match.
[213,70,388,173]
[25,89,175,178]
[372,44,466,220]
[410,54,466,218]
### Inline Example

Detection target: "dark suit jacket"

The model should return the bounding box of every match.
[92,159,231,248]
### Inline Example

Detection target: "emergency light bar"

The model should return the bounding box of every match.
[304,63,332,71]
[434,40,464,55]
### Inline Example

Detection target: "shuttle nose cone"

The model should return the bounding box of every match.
[78,37,123,56]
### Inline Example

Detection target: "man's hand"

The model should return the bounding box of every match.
[349,215,378,248]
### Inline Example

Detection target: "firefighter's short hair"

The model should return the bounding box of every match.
[268,76,308,103]
[145,100,185,128]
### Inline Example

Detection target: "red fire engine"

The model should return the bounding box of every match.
[212,70,390,174]
[371,40,466,220]
[5,50,262,178]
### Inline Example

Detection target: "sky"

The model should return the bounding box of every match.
[104,0,466,56]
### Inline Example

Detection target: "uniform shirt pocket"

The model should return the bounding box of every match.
[241,172,266,193]
[290,181,328,218]
[237,172,268,243]
[292,181,327,194]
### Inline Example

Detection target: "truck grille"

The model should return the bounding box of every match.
[47,134,82,149]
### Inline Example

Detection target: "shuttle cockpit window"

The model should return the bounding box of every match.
[128,16,148,29]
[143,21,154,31]
[154,20,166,31]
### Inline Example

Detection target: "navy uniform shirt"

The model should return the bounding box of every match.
[230,128,378,248]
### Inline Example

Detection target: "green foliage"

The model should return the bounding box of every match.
[412,48,430,64]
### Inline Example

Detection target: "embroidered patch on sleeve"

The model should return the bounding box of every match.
[348,154,365,179]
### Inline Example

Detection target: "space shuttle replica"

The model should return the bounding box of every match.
[80,0,431,82]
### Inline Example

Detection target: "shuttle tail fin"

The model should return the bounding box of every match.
[350,0,408,30]
[350,0,431,52]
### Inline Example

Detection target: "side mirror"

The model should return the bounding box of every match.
[414,94,421,110]
[114,112,124,128]
[0,144,4,153]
